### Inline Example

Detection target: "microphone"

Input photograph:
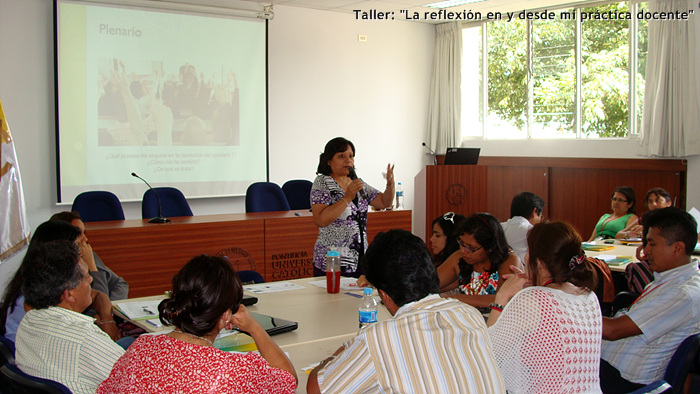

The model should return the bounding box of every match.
[422,142,437,165]
[131,172,171,223]
[347,167,366,203]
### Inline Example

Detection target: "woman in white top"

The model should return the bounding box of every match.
[487,221,603,394]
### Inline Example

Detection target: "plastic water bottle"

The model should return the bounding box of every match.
[358,288,378,329]
[395,182,404,210]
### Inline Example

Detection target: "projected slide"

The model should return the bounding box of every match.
[56,1,267,202]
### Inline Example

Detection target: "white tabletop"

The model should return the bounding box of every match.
[113,277,391,393]
[583,239,641,272]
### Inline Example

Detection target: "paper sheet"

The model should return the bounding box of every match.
[243,282,305,294]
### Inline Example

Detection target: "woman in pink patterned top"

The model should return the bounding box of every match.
[97,255,297,394]
[487,221,602,394]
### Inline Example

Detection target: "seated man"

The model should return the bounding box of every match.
[307,229,505,393]
[50,211,129,300]
[15,240,124,394]
[500,191,545,262]
[600,207,700,393]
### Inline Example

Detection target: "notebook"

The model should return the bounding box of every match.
[444,147,480,165]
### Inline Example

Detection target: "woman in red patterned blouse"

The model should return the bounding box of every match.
[97,255,297,393]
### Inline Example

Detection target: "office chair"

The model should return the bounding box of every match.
[245,182,291,213]
[142,187,193,219]
[71,191,125,222]
[0,363,72,393]
[282,179,313,210]
[237,270,265,285]
[629,333,700,394]
[0,335,15,367]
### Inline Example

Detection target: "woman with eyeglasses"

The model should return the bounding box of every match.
[486,221,602,393]
[588,186,638,241]
[437,213,522,311]
[98,255,297,393]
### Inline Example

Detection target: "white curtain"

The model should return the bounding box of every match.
[640,0,700,157]
[426,22,462,155]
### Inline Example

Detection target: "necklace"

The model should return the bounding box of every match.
[173,329,214,346]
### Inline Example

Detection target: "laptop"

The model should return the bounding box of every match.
[242,312,298,336]
[443,147,480,165]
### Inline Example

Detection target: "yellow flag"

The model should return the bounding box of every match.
[0,98,30,262]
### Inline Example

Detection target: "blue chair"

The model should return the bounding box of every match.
[245,182,290,213]
[282,180,313,210]
[0,335,15,366]
[142,187,193,219]
[71,191,125,222]
[237,270,265,285]
[629,333,700,394]
[0,363,72,393]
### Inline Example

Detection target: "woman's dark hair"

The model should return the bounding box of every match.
[49,211,82,223]
[613,186,636,215]
[0,221,81,335]
[316,137,355,176]
[431,212,467,264]
[159,255,243,337]
[456,213,510,278]
[527,221,597,290]
[645,187,672,207]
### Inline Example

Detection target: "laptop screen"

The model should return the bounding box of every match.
[444,147,480,165]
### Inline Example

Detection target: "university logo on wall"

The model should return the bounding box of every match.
[445,183,467,206]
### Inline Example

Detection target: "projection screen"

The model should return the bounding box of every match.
[55,0,268,203]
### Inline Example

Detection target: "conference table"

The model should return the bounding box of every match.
[86,209,412,298]
[113,277,391,393]
[582,239,641,273]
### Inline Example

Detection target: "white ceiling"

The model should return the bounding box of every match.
[155,0,596,23]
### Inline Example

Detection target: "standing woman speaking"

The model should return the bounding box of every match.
[311,137,394,278]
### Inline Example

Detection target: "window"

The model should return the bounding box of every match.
[462,1,648,139]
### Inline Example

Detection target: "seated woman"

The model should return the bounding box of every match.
[437,213,521,310]
[487,221,602,393]
[619,187,672,240]
[97,255,297,393]
[50,211,129,300]
[430,212,467,266]
[588,186,638,241]
[0,221,120,343]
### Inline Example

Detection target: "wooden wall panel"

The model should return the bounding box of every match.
[549,167,684,239]
[264,216,317,282]
[486,167,549,222]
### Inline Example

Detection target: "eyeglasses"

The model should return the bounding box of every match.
[611,197,628,203]
[457,238,482,253]
[443,212,455,224]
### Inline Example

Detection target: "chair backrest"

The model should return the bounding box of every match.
[664,333,700,393]
[282,180,313,210]
[71,191,125,222]
[0,364,72,394]
[0,335,15,367]
[237,270,265,285]
[245,182,290,213]
[142,187,193,219]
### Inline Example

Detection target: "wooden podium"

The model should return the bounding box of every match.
[414,165,488,240]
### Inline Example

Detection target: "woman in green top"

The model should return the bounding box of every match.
[588,186,638,241]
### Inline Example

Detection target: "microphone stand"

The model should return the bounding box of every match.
[422,142,438,165]
[131,172,171,223]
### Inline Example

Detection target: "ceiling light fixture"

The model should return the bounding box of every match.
[424,0,487,9]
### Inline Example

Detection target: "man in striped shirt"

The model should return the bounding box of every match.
[307,229,505,394]
[600,207,700,393]
[15,240,124,394]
